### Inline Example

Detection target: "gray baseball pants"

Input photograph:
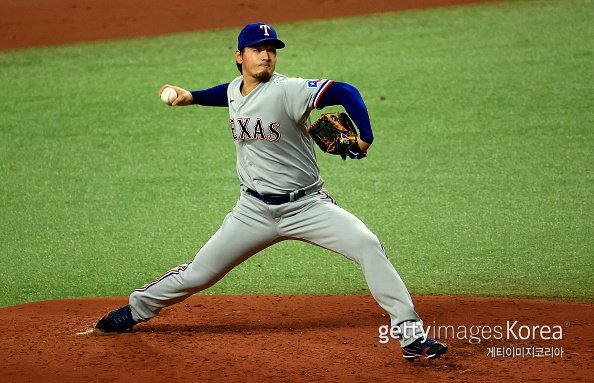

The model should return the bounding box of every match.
[129,189,422,345]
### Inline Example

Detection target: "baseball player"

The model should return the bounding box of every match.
[94,22,447,361]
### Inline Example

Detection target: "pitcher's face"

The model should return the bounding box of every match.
[236,45,277,82]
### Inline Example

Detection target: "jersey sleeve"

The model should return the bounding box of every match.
[316,81,374,143]
[190,83,229,107]
[281,78,334,123]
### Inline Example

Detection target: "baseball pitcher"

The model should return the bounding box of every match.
[94,22,447,361]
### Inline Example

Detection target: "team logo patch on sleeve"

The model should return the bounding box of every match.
[307,79,323,88]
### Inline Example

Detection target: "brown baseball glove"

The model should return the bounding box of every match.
[307,112,366,160]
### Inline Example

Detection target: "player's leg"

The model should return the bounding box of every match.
[128,195,280,321]
[96,195,280,333]
[277,192,423,345]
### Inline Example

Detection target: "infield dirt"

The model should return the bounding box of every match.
[1,0,500,51]
[1,295,593,382]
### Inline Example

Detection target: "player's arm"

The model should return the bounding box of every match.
[157,83,230,107]
[316,82,373,152]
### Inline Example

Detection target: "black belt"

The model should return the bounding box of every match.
[245,188,307,205]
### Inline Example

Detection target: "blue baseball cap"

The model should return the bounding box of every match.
[238,22,285,50]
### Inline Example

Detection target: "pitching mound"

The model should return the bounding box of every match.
[1,295,592,382]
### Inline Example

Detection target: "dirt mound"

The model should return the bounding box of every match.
[1,295,591,382]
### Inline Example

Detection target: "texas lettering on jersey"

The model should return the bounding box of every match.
[229,117,281,142]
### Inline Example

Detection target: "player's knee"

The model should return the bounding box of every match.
[357,229,382,251]
[344,229,384,260]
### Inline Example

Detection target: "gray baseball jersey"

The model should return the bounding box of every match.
[228,73,326,194]
[128,72,423,346]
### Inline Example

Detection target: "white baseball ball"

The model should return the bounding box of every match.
[160,87,178,105]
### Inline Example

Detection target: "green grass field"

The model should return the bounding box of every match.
[1,0,592,307]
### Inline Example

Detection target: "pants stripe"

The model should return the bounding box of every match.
[134,262,192,292]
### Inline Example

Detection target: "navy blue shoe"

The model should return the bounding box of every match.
[402,337,448,361]
[94,305,138,335]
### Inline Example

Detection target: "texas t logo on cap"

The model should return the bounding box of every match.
[238,22,286,50]
[260,25,271,36]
